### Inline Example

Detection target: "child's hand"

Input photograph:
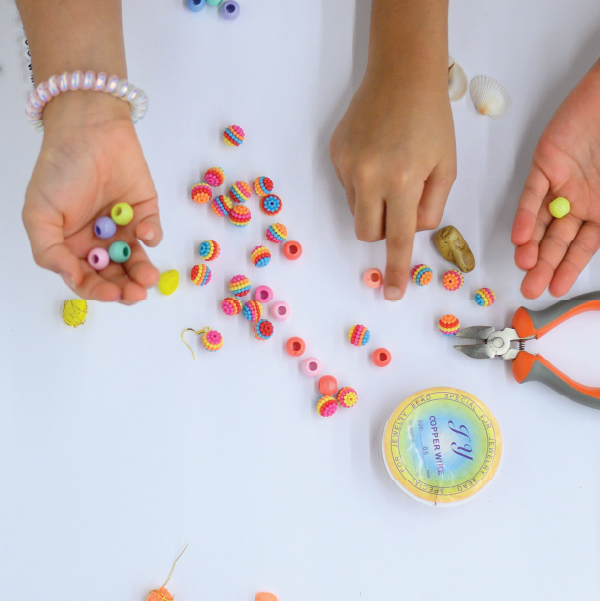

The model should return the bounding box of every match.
[330,68,456,300]
[22,92,163,302]
[512,61,600,299]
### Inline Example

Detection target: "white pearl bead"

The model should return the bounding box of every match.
[105,76,119,94]
[82,71,95,90]
[94,72,107,91]
[58,72,70,92]
[114,78,129,98]
[47,76,60,96]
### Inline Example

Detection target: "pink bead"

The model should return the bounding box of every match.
[254,285,274,303]
[87,247,110,270]
[302,357,321,377]
[271,301,290,321]
[69,71,83,90]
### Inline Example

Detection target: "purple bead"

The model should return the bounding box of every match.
[221,1,240,19]
[87,247,110,270]
[94,216,117,239]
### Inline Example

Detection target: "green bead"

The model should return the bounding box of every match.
[549,197,571,219]
[109,241,131,263]
[111,202,134,226]
[206,0,222,5]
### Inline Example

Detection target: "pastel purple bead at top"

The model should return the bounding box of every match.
[221,1,240,19]
[94,216,117,240]
[87,247,110,271]
[254,285,274,303]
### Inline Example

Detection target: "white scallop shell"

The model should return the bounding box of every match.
[448,56,468,102]
[469,75,511,119]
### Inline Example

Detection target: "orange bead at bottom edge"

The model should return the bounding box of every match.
[256,593,279,601]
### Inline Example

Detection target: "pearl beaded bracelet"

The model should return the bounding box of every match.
[25,71,148,131]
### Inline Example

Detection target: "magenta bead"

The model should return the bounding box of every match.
[87,247,110,270]
[302,357,321,377]
[254,285,274,303]
[271,301,290,321]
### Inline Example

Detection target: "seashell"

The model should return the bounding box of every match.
[448,56,468,101]
[469,75,511,119]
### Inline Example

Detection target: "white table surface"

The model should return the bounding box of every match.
[1,1,600,599]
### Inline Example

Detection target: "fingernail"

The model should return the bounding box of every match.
[384,286,402,301]
[142,230,155,241]
[60,272,75,289]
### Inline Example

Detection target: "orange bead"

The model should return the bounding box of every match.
[318,375,338,395]
[286,336,306,357]
[283,240,302,260]
[363,268,383,288]
[372,347,392,367]
[256,594,279,601]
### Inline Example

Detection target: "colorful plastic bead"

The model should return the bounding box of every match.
[254,319,274,341]
[110,202,134,226]
[202,329,223,352]
[221,297,242,316]
[549,196,570,219]
[221,0,240,18]
[266,223,287,244]
[283,240,302,260]
[286,337,306,357]
[229,180,252,203]
[191,264,212,286]
[158,270,179,295]
[108,241,131,263]
[317,395,337,417]
[87,247,110,270]
[229,204,251,227]
[186,0,206,11]
[318,375,338,396]
[254,176,274,196]
[270,301,290,321]
[302,357,321,377]
[337,387,358,408]
[204,166,225,187]
[251,245,271,268]
[411,264,433,286]
[198,240,220,261]
[229,274,251,297]
[223,125,245,147]
[211,194,232,217]
[94,216,117,239]
[348,324,370,347]
[191,182,213,204]
[372,348,392,367]
[243,300,263,322]
[443,269,464,291]
[260,194,282,216]
[363,268,383,288]
[62,299,88,328]
[254,285,274,302]
[439,314,460,336]
[475,288,496,306]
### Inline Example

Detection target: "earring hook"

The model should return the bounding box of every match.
[181,327,209,360]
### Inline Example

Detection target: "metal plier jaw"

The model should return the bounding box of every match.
[453,326,535,361]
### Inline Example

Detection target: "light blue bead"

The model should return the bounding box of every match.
[109,241,131,263]
[187,0,206,12]
[206,0,222,4]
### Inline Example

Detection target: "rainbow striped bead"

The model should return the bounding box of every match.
[242,300,263,322]
[191,183,212,204]
[204,166,225,187]
[229,180,252,203]
[202,329,223,352]
[317,395,337,417]
[474,288,496,307]
[254,318,274,341]
[190,264,211,286]
[229,204,251,227]
[223,125,245,147]
[266,223,287,243]
[211,194,232,217]
[349,324,370,347]
[229,274,251,297]
[221,297,242,316]
[443,269,464,291]
[411,264,433,286]
[260,194,282,216]
[337,387,358,408]
[439,314,460,336]
[250,245,271,268]
[254,176,274,196]
[198,240,220,261]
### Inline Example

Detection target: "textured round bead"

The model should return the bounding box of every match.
[251,245,271,267]
[94,216,117,239]
[266,223,287,244]
[186,0,206,11]
[474,288,496,306]
[229,274,251,297]
[229,180,252,203]
[158,270,179,295]
[204,167,225,187]
[443,269,464,292]
[283,241,302,260]
[62,299,88,328]
[191,264,212,286]
[202,329,223,352]
[198,240,220,261]
[191,183,213,204]
[286,337,306,357]
[318,375,338,396]
[337,387,358,408]
[260,194,282,216]
[349,324,370,347]
[108,241,131,263]
[302,357,321,377]
[221,297,242,316]
[229,204,251,227]
[270,301,290,321]
[317,395,337,417]
[222,1,240,19]
[254,285,274,302]
[111,202,134,226]
[243,300,263,322]
[549,196,570,219]
[87,247,110,270]
[211,194,232,217]
[363,268,383,288]
[411,264,433,286]
[223,125,245,146]
[254,176,274,196]
[439,314,460,336]
[254,319,274,341]
[372,348,392,367]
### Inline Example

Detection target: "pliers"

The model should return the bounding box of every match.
[454,291,600,409]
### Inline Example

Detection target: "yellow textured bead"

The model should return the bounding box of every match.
[63,299,88,327]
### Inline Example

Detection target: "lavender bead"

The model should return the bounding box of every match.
[221,1,239,19]
[94,216,117,239]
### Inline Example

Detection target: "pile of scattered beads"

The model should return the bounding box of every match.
[442,269,464,291]
[212,194,232,217]
[254,319,274,341]
[229,204,251,227]
[317,395,337,417]
[254,176,274,196]
[229,274,251,297]
[475,288,496,306]
[412,264,433,286]
[229,180,252,203]
[349,324,370,347]
[243,300,263,322]
[191,183,213,204]
[250,245,271,267]
[438,314,460,336]
[202,329,223,352]
[204,166,225,187]
[337,387,358,408]
[222,297,242,316]
[191,264,212,286]
[223,125,245,147]
[260,194,282,216]
[198,240,220,261]
[266,223,287,243]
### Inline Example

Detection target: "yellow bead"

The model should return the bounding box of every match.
[158,270,179,295]
[549,197,570,219]
[63,299,88,327]
[111,202,134,226]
